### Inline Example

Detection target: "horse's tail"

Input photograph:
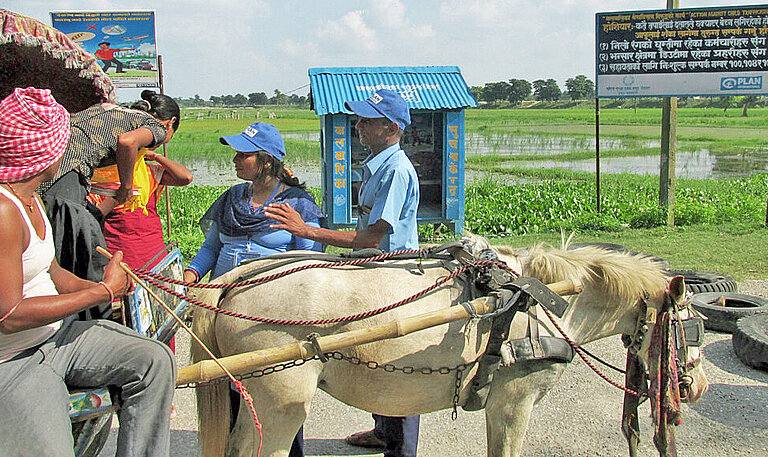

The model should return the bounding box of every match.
[191,287,230,457]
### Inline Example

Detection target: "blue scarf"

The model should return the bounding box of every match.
[200,182,323,237]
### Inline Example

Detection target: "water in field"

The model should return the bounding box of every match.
[465,133,659,156]
[506,149,768,179]
[184,159,322,187]
[466,132,768,179]
[180,132,768,186]
[283,132,320,141]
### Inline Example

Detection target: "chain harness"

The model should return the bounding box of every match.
[177,351,478,420]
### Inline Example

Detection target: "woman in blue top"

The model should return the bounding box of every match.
[184,122,322,282]
[184,122,321,457]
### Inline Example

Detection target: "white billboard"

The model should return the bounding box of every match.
[596,5,768,97]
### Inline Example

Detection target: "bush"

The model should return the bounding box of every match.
[569,212,623,232]
[629,206,666,228]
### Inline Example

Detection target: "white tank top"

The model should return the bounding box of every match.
[0,186,61,363]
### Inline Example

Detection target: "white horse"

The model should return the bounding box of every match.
[191,237,708,457]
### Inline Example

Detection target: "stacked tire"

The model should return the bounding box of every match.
[732,314,768,371]
[666,269,737,295]
[674,271,768,372]
[691,292,768,333]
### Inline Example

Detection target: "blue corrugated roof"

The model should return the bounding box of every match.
[309,66,477,115]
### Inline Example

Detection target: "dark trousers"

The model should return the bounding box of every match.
[101,58,124,73]
[374,414,420,457]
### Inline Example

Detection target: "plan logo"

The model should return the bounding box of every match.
[721,76,763,91]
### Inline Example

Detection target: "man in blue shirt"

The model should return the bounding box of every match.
[265,89,421,457]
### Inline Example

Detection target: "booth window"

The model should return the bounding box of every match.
[349,111,444,219]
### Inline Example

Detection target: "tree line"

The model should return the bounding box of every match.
[175,77,764,115]
[470,75,595,104]
[175,89,310,108]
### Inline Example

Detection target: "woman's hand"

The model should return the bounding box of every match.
[96,196,118,216]
[101,251,134,297]
[143,151,158,161]
[115,185,132,204]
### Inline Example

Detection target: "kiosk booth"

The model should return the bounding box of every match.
[309,66,476,236]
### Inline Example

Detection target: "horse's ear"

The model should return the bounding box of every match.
[668,275,686,300]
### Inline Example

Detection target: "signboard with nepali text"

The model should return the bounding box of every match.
[51,10,159,89]
[596,5,768,98]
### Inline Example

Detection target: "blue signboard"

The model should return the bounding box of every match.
[444,111,465,223]
[331,115,350,224]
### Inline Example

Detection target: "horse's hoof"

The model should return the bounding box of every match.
[345,429,385,448]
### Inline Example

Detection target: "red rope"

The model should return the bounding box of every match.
[135,259,516,326]
[137,249,437,289]
[538,304,645,397]
[233,380,263,456]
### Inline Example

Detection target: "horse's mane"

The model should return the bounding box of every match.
[493,243,669,307]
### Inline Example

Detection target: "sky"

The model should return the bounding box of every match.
[6,0,768,102]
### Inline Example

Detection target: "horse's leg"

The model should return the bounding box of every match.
[227,364,321,457]
[484,361,566,457]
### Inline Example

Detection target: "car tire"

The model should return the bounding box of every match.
[732,313,768,371]
[666,269,737,294]
[691,292,768,333]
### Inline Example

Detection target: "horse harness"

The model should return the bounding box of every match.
[620,288,705,457]
[215,242,705,417]
[222,241,580,412]
[461,270,576,411]
[622,291,705,398]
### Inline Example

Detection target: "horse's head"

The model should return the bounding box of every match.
[465,236,708,403]
[634,275,709,404]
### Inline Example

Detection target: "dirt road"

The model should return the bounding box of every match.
[98,282,768,456]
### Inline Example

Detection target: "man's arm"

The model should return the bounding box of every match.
[265,203,389,249]
[48,257,93,294]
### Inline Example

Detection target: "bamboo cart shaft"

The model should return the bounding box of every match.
[177,278,581,386]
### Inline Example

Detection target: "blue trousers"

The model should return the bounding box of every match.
[0,320,176,457]
[374,414,420,457]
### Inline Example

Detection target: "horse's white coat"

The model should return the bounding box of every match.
[192,237,708,457]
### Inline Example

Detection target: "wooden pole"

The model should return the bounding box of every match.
[176,278,583,385]
[157,55,173,239]
[660,0,679,226]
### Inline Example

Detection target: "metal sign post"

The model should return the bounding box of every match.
[595,97,601,213]
[157,54,172,239]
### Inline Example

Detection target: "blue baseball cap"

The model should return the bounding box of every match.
[345,89,411,130]
[220,122,285,159]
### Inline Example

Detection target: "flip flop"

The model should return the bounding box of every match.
[345,429,385,448]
